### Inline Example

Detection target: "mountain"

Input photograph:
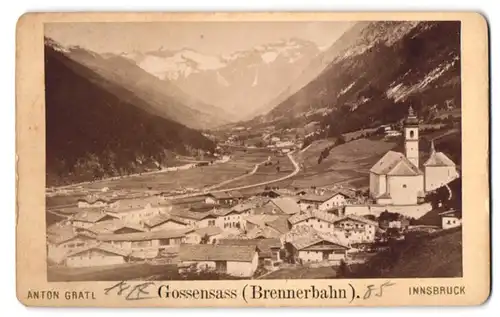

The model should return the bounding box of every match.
[255,21,461,134]
[46,38,230,129]
[124,38,322,120]
[252,21,421,118]
[45,40,216,186]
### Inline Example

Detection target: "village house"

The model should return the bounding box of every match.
[47,229,96,264]
[105,198,169,224]
[170,210,218,228]
[283,226,349,264]
[244,214,279,232]
[256,197,300,215]
[439,209,462,230]
[184,227,224,244]
[97,229,189,252]
[258,189,282,198]
[76,194,118,209]
[298,191,354,212]
[188,202,219,213]
[178,244,259,278]
[334,215,379,245]
[213,208,246,232]
[231,202,255,217]
[219,238,282,268]
[85,219,146,235]
[204,191,243,206]
[70,209,120,230]
[288,210,339,233]
[64,243,129,268]
[143,213,190,231]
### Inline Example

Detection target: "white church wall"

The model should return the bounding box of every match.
[387,175,424,205]
[425,166,459,192]
[369,173,386,198]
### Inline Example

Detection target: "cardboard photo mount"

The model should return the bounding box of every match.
[16,12,490,307]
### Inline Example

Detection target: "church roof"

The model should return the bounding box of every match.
[387,160,422,176]
[370,151,422,176]
[423,152,456,167]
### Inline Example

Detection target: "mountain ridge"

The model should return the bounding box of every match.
[122,38,324,120]
[46,38,231,129]
[252,21,461,136]
[45,40,216,186]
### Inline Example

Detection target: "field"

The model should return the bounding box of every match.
[217,153,296,189]
[46,148,275,208]
[277,138,396,189]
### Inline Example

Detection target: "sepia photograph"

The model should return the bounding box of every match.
[43,20,463,282]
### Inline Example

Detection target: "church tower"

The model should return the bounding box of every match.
[404,106,419,167]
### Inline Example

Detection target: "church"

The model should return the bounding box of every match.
[369,106,459,206]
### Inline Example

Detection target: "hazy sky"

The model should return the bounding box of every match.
[45,21,354,55]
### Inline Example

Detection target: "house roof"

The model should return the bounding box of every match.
[97,228,191,242]
[207,191,243,200]
[143,213,188,228]
[189,202,218,212]
[335,214,379,227]
[298,194,329,203]
[231,202,255,213]
[219,238,281,258]
[47,229,95,245]
[76,195,114,204]
[265,216,291,234]
[370,151,422,175]
[269,197,300,215]
[66,243,130,258]
[212,208,241,217]
[246,226,282,239]
[47,223,75,241]
[178,244,257,262]
[439,209,462,219]
[110,197,164,212]
[424,152,456,167]
[245,214,279,227]
[190,226,223,237]
[288,210,339,225]
[71,210,118,223]
[170,209,216,221]
[87,219,145,235]
[284,226,349,250]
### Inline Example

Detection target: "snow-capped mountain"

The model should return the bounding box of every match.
[123,38,322,120]
[253,21,461,135]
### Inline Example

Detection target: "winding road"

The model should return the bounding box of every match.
[164,151,301,200]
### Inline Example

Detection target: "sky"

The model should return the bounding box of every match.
[45,21,355,55]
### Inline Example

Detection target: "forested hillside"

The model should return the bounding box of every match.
[45,42,216,186]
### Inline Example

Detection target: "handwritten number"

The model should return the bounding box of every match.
[104,281,156,301]
[126,282,156,300]
[363,281,395,300]
[104,281,130,296]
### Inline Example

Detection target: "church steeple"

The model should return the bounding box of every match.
[430,140,436,155]
[404,105,419,167]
